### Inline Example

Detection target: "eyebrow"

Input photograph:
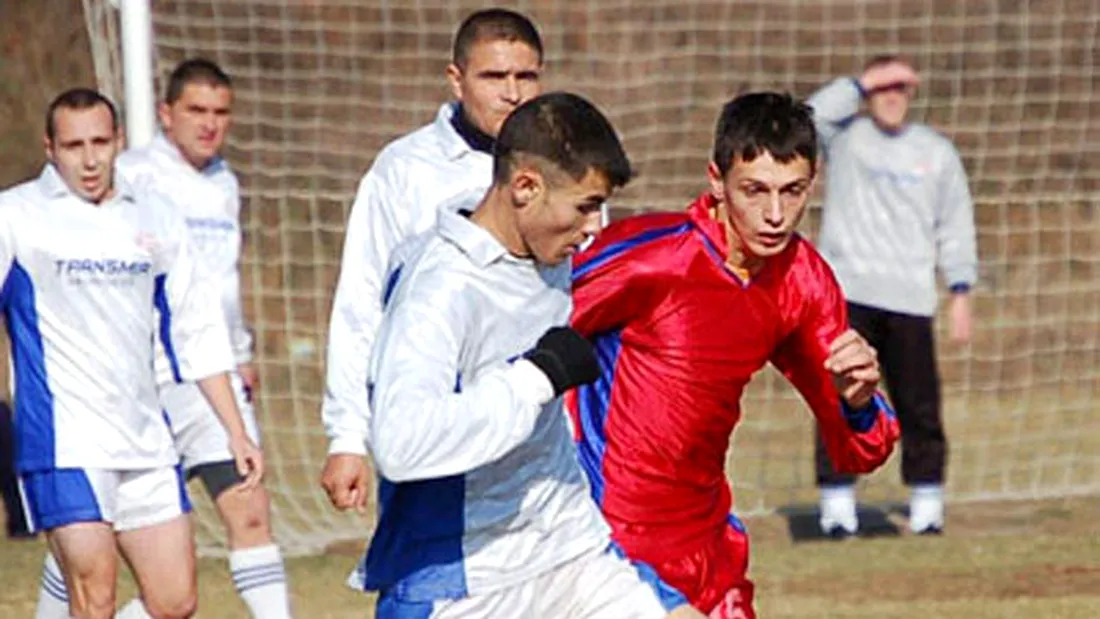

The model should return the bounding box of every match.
[739,178,810,189]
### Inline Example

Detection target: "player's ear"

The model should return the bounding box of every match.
[445,63,464,102]
[157,102,173,132]
[706,161,725,201]
[510,166,544,209]
[43,134,54,163]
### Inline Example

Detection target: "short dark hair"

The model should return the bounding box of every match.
[711,92,818,177]
[494,92,631,190]
[45,88,119,141]
[864,53,912,71]
[452,9,543,68]
[165,58,232,104]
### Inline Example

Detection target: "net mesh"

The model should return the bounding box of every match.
[82,0,1100,555]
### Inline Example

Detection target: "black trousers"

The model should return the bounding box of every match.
[815,302,948,487]
[1,401,32,536]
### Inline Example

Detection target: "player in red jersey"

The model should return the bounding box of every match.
[567,92,901,618]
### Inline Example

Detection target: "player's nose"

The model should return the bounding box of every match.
[764,194,784,225]
[502,76,521,104]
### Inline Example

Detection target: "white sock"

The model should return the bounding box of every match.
[115,598,154,619]
[819,484,859,534]
[909,483,945,532]
[35,552,70,619]
[230,544,292,619]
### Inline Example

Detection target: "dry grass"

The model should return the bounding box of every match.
[3,496,1100,617]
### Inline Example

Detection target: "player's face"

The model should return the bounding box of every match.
[44,103,123,205]
[867,83,913,132]
[447,39,542,138]
[159,82,233,170]
[709,152,814,261]
[515,166,609,266]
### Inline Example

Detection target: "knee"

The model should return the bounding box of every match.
[144,590,198,619]
[220,486,273,545]
[76,593,118,619]
[67,569,117,619]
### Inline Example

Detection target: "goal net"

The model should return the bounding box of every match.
[82,0,1100,555]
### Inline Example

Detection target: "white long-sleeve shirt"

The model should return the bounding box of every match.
[117,134,253,386]
[349,207,609,601]
[0,165,235,472]
[809,77,978,317]
[322,102,493,456]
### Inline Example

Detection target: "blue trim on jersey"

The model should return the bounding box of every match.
[727,512,747,534]
[1,260,57,471]
[363,475,468,600]
[174,463,192,514]
[153,274,183,383]
[608,542,690,611]
[695,228,751,288]
[20,468,102,531]
[382,264,404,309]
[360,373,468,601]
[375,593,434,619]
[572,223,691,281]
[573,330,623,506]
[841,392,893,433]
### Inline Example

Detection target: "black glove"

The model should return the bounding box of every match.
[524,327,599,396]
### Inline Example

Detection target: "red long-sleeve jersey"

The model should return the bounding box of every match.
[568,193,900,567]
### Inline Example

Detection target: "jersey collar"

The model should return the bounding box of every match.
[436,102,483,162]
[151,132,227,178]
[36,163,136,205]
[687,192,729,256]
[437,208,509,267]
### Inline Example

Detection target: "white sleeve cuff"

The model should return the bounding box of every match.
[511,359,556,407]
[328,435,370,457]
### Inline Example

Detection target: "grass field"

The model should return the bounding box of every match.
[4,496,1100,617]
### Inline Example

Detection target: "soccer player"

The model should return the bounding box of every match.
[320,8,545,513]
[808,56,977,536]
[568,92,901,618]
[357,92,703,619]
[6,88,261,619]
[109,59,289,618]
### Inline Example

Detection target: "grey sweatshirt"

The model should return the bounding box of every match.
[808,77,977,317]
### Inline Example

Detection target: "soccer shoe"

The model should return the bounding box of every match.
[818,485,859,538]
[908,484,945,534]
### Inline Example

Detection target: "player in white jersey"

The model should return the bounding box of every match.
[94,59,288,619]
[5,88,262,619]
[358,92,704,619]
[319,9,545,510]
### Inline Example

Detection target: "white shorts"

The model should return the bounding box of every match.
[376,546,671,619]
[158,373,260,472]
[18,465,191,533]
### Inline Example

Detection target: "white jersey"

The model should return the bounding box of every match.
[117,134,253,386]
[322,102,493,456]
[0,165,234,472]
[350,207,609,601]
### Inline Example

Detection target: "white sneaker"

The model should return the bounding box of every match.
[819,485,858,538]
[909,484,945,534]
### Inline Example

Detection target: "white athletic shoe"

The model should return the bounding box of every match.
[909,484,945,535]
[819,485,859,538]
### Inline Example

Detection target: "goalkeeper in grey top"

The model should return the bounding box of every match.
[355,93,704,619]
[808,56,978,537]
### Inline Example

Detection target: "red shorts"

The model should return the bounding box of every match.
[622,514,755,618]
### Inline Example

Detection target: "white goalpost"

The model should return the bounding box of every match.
[83,0,1100,556]
[116,0,156,148]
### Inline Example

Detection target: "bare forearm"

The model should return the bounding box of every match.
[197,373,249,439]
